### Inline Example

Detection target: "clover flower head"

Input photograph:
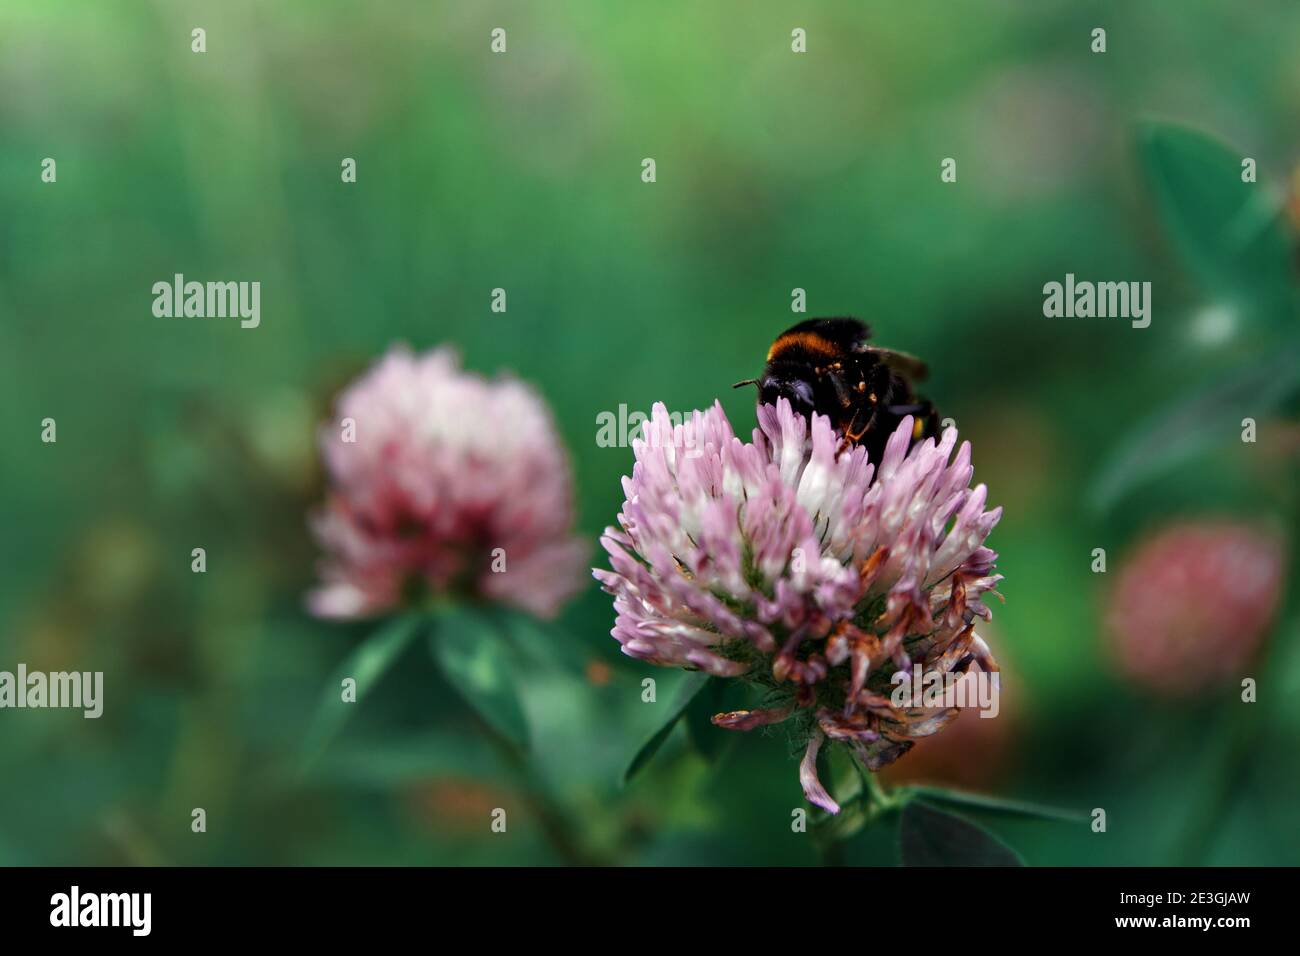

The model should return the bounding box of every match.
[1106,520,1285,695]
[595,399,1004,812]
[308,344,586,620]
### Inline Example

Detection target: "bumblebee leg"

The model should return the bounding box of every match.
[844,411,875,445]
[824,369,856,410]
[838,405,876,453]
[818,368,872,452]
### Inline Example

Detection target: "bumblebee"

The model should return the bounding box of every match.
[734,318,939,462]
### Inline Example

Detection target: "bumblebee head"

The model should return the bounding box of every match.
[733,369,817,420]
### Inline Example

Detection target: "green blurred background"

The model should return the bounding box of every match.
[2,0,1299,865]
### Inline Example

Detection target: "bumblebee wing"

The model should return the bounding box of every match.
[864,346,929,382]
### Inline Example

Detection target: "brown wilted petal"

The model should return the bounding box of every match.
[712,705,795,731]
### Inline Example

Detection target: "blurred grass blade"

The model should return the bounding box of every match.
[301,613,423,771]
[309,730,509,789]
[1138,120,1296,313]
[623,671,712,785]
[900,800,1025,866]
[495,605,586,672]
[430,604,530,750]
[1089,345,1300,512]
[908,786,1085,823]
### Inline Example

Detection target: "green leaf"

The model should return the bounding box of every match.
[300,613,423,770]
[1138,121,1295,310]
[908,786,1085,823]
[429,604,530,750]
[899,800,1025,866]
[1089,345,1300,512]
[623,670,712,785]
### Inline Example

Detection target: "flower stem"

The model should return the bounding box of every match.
[1177,532,1300,863]
[812,754,910,865]
[860,763,888,808]
[853,755,907,823]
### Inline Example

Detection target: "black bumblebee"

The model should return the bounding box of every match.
[734,318,939,463]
